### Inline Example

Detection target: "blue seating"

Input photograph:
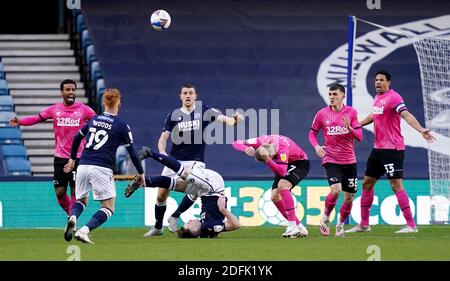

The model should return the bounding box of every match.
[81,29,92,50]
[1,144,28,160]
[0,111,16,127]
[90,61,102,81]
[0,79,8,95]
[85,45,97,66]
[5,158,32,176]
[76,14,86,34]
[96,79,105,112]
[0,95,14,111]
[0,128,22,144]
[0,63,4,79]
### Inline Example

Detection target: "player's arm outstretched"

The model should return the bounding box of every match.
[216,112,244,126]
[359,113,374,127]
[9,105,53,127]
[400,110,436,143]
[217,196,240,232]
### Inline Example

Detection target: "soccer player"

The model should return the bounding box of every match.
[124,149,240,238]
[62,88,144,243]
[9,79,95,216]
[309,84,362,237]
[346,70,436,234]
[232,135,309,238]
[144,83,243,237]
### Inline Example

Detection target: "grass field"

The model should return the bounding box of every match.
[1,225,449,261]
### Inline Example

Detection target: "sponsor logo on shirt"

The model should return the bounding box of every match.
[177,120,200,132]
[325,125,349,135]
[372,106,384,115]
[56,117,80,127]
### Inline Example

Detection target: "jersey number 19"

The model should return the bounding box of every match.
[86,127,109,150]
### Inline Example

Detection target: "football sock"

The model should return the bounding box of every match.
[339,201,353,224]
[279,189,298,224]
[360,189,374,227]
[274,199,300,225]
[145,176,176,191]
[86,207,113,232]
[71,201,85,219]
[70,195,76,211]
[148,151,184,176]
[57,194,71,216]
[154,201,167,230]
[395,189,416,227]
[324,192,339,218]
[171,194,196,218]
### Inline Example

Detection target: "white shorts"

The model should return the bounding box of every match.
[161,160,205,178]
[185,166,225,197]
[76,165,116,201]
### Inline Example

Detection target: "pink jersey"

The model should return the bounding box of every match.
[372,89,407,150]
[232,135,308,177]
[19,102,96,158]
[309,105,362,165]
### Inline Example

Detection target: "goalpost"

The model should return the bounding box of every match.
[347,16,450,224]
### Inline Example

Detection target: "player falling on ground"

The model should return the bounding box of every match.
[63,89,144,244]
[309,84,362,237]
[125,148,241,238]
[144,83,243,237]
[232,135,309,238]
[9,79,95,217]
[346,70,436,234]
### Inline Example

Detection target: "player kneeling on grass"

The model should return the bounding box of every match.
[232,135,309,238]
[125,149,240,238]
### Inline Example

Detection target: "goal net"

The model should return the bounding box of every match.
[413,36,450,224]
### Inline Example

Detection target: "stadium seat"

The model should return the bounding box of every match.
[85,45,97,66]
[0,128,23,144]
[0,95,14,111]
[76,14,86,34]
[96,79,105,112]
[90,61,103,81]
[81,29,92,50]
[0,79,8,95]
[0,63,4,79]
[115,145,128,174]
[0,111,16,127]
[5,158,32,176]
[1,144,28,160]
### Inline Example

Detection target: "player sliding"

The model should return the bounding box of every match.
[232,135,309,238]
[309,84,362,237]
[346,70,436,234]
[125,149,240,238]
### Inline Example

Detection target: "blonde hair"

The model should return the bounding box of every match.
[255,143,275,162]
[103,88,121,108]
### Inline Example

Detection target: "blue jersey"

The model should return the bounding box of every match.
[163,103,221,162]
[78,113,134,170]
[199,196,226,238]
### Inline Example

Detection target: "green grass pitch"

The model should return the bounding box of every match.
[1,225,449,261]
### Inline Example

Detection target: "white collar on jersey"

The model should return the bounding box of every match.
[180,105,196,115]
[103,111,117,116]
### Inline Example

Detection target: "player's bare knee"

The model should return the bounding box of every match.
[389,179,403,192]
[362,177,376,191]
[55,187,67,198]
